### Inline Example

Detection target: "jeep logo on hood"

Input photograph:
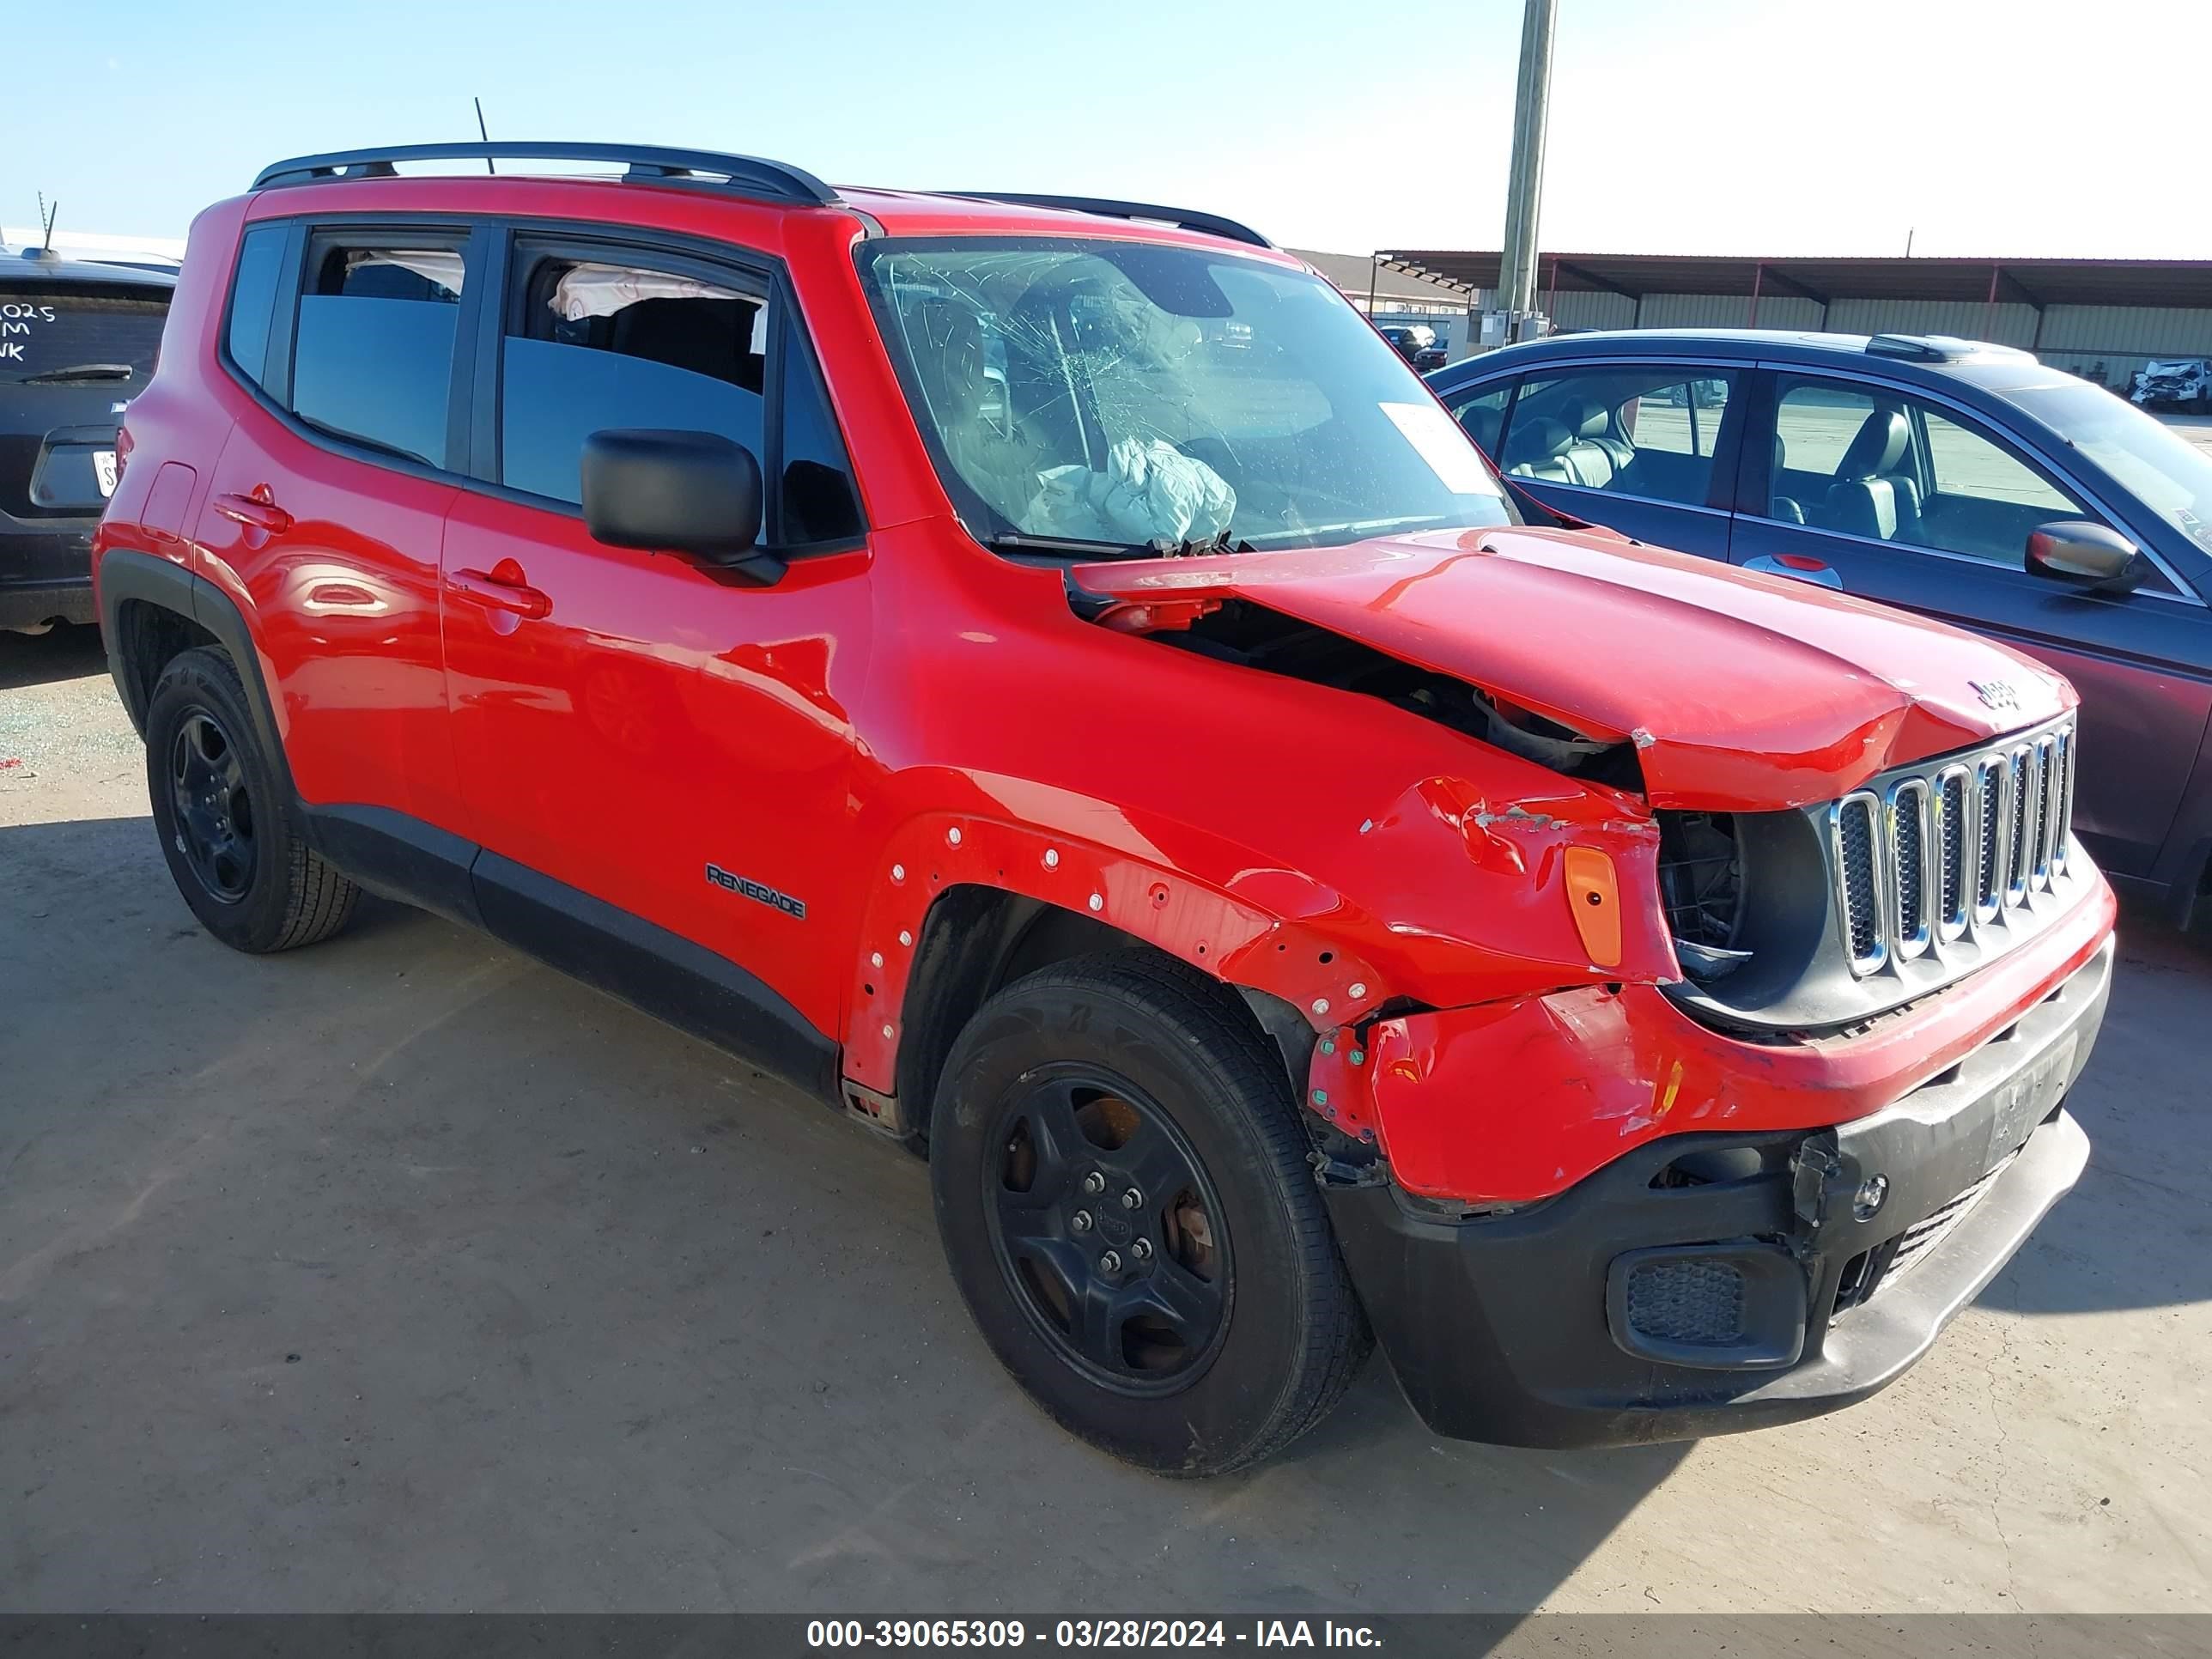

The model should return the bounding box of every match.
[1971,679,2021,712]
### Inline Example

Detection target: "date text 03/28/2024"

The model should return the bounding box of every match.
[806,1621,1382,1649]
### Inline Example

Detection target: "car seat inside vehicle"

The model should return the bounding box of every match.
[1823,408,1923,543]
[1503,404,1625,490]
[1503,416,1578,483]
[1565,400,1630,484]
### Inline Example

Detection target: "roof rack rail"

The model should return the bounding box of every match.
[945,192,1274,250]
[252,143,839,208]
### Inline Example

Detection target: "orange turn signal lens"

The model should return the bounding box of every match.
[1563,847,1623,968]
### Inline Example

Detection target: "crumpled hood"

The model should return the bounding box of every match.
[1071,526,2075,811]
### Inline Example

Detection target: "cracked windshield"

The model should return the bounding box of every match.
[858,240,1513,555]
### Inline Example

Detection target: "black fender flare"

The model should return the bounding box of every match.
[100,549,296,801]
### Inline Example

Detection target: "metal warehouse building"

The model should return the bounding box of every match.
[1376,251,2212,386]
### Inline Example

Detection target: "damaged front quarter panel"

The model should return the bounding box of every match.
[1343,770,1672,998]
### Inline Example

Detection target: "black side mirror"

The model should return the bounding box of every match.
[2026,520,2143,592]
[581,428,780,584]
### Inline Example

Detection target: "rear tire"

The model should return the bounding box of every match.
[144,646,359,954]
[930,951,1369,1475]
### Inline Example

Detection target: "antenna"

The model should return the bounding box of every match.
[39,193,58,252]
[474,99,495,173]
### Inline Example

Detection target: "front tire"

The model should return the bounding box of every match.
[930,952,1369,1475]
[144,647,359,954]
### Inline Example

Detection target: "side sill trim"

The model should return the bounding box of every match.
[296,804,840,1108]
[471,849,840,1106]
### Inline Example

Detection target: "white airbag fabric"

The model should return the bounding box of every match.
[1027,438,1237,545]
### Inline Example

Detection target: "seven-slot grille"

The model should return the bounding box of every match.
[1828,719,2075,976]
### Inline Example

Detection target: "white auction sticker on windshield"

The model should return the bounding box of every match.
[1380,401,1502,496]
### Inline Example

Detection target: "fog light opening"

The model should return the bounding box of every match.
[1853,1173,1890,1220]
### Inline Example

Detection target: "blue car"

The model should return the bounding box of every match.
[1428,330,2212,924]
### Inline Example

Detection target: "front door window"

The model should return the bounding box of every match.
[1761,376,2140,579]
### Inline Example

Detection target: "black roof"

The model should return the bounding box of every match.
[0,249,177,291]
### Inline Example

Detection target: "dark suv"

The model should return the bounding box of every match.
[95,145,2112,1474]
[2,249,173,632]
[1431,329,2212,926]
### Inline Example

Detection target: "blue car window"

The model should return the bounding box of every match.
[1769,376,2097,570]
[1499,365,1738,507]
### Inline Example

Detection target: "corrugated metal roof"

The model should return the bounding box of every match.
[1292,248,1467,307]
[1379,251,2212,310]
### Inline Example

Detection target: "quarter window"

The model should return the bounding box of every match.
[776,329,863,545]
[499,252,766,507]
[225,225,289,388]
[290,238,465,466]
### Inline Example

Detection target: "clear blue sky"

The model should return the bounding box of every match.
[8,0,2205,258]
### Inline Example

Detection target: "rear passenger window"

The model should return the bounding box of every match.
[500,252,766,506]
[1620,378,1730,459]
[291,238,465,466]
[1499,366,1737,507]
[225,226,289,388]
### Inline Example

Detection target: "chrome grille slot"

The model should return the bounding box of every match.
[2006,744,2037,904]
[1887,777,1933,959]
[2034,733,2063,888]
[1829,717,2076,979]
[1832,793,1886,973]
[2044,730,2061,876]
[1972,755,2006,923]
[1934,765,1971,942]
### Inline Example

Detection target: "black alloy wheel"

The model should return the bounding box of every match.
[168,709,257,902]
[930,952,1370,1474]
[143,646,359,953]
[985,1066,1231,1393]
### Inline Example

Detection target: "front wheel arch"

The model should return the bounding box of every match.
[842,812,1389,1106]
[891,884,1323,1156]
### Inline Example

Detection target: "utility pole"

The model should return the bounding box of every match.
[1483,0,1558,353]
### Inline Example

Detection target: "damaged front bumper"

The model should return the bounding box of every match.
[1324,934,2111,1449]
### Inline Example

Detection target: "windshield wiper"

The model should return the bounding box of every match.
[18,362,133,385]
[985,531,1151,559]
[985,529,1255,562]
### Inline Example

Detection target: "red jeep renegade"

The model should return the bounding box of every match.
[94,143,2114,1474]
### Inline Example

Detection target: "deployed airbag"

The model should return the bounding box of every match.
[1026,437,1237,546]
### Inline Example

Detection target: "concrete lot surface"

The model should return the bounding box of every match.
[3,624,2209,1617]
